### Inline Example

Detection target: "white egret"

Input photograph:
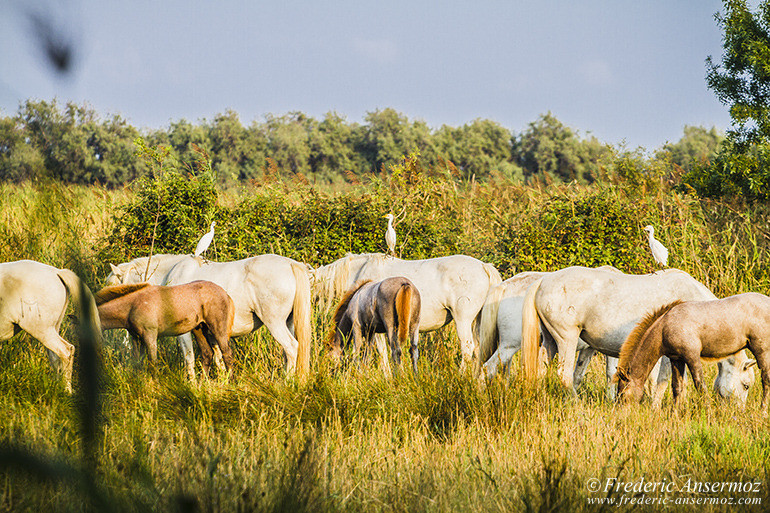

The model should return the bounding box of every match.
[383,214,396,256]
[643,225,668,267]
[194,221,216,258]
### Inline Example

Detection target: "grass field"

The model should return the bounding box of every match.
[0,179,769,512]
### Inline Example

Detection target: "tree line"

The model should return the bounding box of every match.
[0,99,722,189]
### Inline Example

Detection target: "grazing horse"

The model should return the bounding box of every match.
[519,267,756,400]
[0,260,101,392]
[162,254,312,379]
[478,268,673,403]
[616,293,767,409]
[95,281,235,375]
[311,253,501,367]
[329,277,421,375]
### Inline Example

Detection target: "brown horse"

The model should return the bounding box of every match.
[328,277,421,375]
[615,293,765,409]
[95,281,235,376]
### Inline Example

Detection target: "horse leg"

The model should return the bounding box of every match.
[604,355,618,401]
[385,322,402,376]
[35,328,75,393]
[483,347,516,380]
[191,328,213,378]
[650,358,671,409]
[264,321,299,375]
[540,330,558,377]
[409,328,419,377]
[684,355,705,395]
[572,346,596,390]
[670,359,687,405]
[176,333,196,380]
[544,323,580,393]
[454,313,477,370]
[373,333,392,378]
[208,324,235,374]
[143,330,159,374]
[751,349,770,412]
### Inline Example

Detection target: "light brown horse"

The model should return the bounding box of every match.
[95,281,235,375]
[328,277,421,375]
[615,293,766,409]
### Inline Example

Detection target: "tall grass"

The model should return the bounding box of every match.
[0,179,769,512]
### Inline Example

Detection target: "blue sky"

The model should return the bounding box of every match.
[1,0,731,150]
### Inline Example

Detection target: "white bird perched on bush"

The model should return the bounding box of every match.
[643,225,668,267]
[383,213,396,256]
[194,221,216,258]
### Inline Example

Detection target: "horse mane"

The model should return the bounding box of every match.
[325,279,373,348]
[615,300,684,381]
[95,283,151,305]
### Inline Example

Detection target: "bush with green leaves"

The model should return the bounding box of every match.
[496,187,653,274]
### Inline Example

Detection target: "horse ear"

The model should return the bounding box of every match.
[109,263,122,276]
[744,359,757,371]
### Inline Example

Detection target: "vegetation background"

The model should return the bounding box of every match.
[3,1,770,509]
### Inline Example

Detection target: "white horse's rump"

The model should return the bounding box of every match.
[0,260,101,392]
[478,268,655,399]
[311,253,502,364]
[162,254,312,379]
[519,267,755,402]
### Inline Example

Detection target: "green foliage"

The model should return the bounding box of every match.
[682,140,770,200]
[659,125,724,173]
[104,143,218,261]
[497,187,653,274]
[706,0,770,148]
[513,112,612,184]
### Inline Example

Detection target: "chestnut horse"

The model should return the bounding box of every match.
[616,293,767,409]
[329,277,421,375]
[95,281,235,376]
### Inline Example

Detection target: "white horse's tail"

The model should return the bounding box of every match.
[395,283,413,347]
[482,262,503,287]
[291,262,312,378]
[57,269,103,342]
[478,283,506,366]
[520,277,544,381]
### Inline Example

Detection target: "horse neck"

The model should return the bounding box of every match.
[96,299,129,330]
[624,323,665,387]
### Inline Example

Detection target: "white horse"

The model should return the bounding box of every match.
[519,266,756,402]
[106,254,191,286]
[311,253,502,366]
[478,267,650,398]
[0,260,101,392]
[161,254,312,379]
[479,269,751,405]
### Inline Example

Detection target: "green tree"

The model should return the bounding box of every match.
[513,112,609,184]
[435,119,519,180]
[659,125,724,173]
[706,0,770,148]
[0,114,46,181]
[209,110,266,182]
[262,112,314,176]
[308,112,363,182]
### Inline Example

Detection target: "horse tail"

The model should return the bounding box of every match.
[478,282,505,366]
[395,283,413,347]
[520,277,544,381]
[57,269,103,343]
[291,262,312,378]
[615,300,683,383]
[482,262,503,287]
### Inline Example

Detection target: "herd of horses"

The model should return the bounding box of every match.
[1,252,767,411]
